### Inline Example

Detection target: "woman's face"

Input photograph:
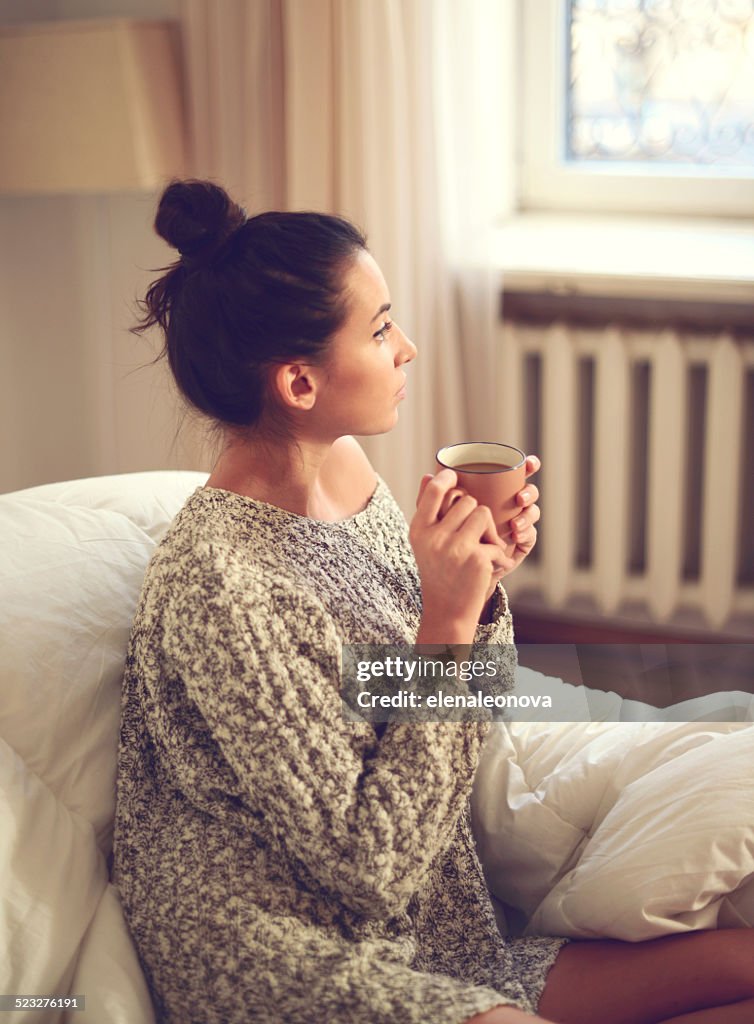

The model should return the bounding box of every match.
[313,249,417,437]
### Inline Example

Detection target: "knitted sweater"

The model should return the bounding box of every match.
[113,474,568,1024]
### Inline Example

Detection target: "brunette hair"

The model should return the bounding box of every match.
[133,179,368,432]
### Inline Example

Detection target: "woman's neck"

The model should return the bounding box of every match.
[205,434,338,519]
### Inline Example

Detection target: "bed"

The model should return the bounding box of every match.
[1,471,751,1023]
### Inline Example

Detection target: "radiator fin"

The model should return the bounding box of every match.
[594,327,629,614]
[647,330,686,622]
[739,368,754,587]
[701,334,744,628]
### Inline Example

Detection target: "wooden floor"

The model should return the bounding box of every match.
[513,609,754,706]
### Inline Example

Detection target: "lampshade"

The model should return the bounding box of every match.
[0,19,188,194]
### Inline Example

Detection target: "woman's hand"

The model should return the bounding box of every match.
[409,468,515,644]
[416,456,542,610]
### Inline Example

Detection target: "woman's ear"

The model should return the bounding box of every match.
[271,362,323,412]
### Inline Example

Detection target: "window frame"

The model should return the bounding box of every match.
[516,0,754,219]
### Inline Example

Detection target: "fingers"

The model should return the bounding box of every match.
[435,491,477,530]
[513,462,541,549]
[438,487,467,520]
[413,468,458,523]
[512,502,541,529]
[485,541,516,573]
[512,523,538,554]
[516,457,541,535]
[523,454,541,480]
[509,503,541,545]
[441,494,506,551]
[415,471,500,547]
[516,483,540,507]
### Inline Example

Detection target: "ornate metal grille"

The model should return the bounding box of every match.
[567,0,754,166]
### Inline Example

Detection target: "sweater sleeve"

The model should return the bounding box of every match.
[474,581,514,644]
[158,540,493,922]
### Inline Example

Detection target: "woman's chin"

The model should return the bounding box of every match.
[358,414,400,436]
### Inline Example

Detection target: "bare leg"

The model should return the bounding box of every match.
[537,928,754,1024]
[658,997,754,1023]
[464,1009,555,1023]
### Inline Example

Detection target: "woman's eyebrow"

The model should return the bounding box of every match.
[370,302,392,322]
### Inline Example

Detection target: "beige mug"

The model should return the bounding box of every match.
[435,441,527,540]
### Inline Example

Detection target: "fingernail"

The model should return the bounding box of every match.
[515,516,526,529]
[520,490,530,503]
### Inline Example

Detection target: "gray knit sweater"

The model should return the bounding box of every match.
[113,474,568,1024]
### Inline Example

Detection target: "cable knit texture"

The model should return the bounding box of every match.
[113,474,568,1023]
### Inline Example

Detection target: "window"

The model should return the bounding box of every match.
[518,0,754,216]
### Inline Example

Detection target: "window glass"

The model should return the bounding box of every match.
[567,0,754,168]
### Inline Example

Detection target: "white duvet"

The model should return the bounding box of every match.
[472,670,754,941]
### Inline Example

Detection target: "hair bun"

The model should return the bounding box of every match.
[154,179,247,264]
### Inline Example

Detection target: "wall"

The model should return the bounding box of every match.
[0,0,209,494]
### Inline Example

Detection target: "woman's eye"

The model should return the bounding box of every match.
[373,319,393,342]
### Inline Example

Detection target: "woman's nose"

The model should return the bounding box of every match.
[396,325,417,364]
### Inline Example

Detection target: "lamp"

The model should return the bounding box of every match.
[0,19,188,194]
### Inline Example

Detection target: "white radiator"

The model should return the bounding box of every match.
[497,320,754,633]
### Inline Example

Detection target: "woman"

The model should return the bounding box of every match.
[113,180,754,1024]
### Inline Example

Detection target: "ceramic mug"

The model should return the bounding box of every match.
[435,441,527,539]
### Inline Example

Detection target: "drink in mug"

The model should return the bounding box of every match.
[435,441,527,538]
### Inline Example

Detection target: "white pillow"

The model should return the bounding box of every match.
[65,884,156,1024]
[0,471,205,1021]
[0,471,206,855]
[8,470,207,542]
[0,735,106,1024]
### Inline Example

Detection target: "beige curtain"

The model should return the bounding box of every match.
[181,0,514,515]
